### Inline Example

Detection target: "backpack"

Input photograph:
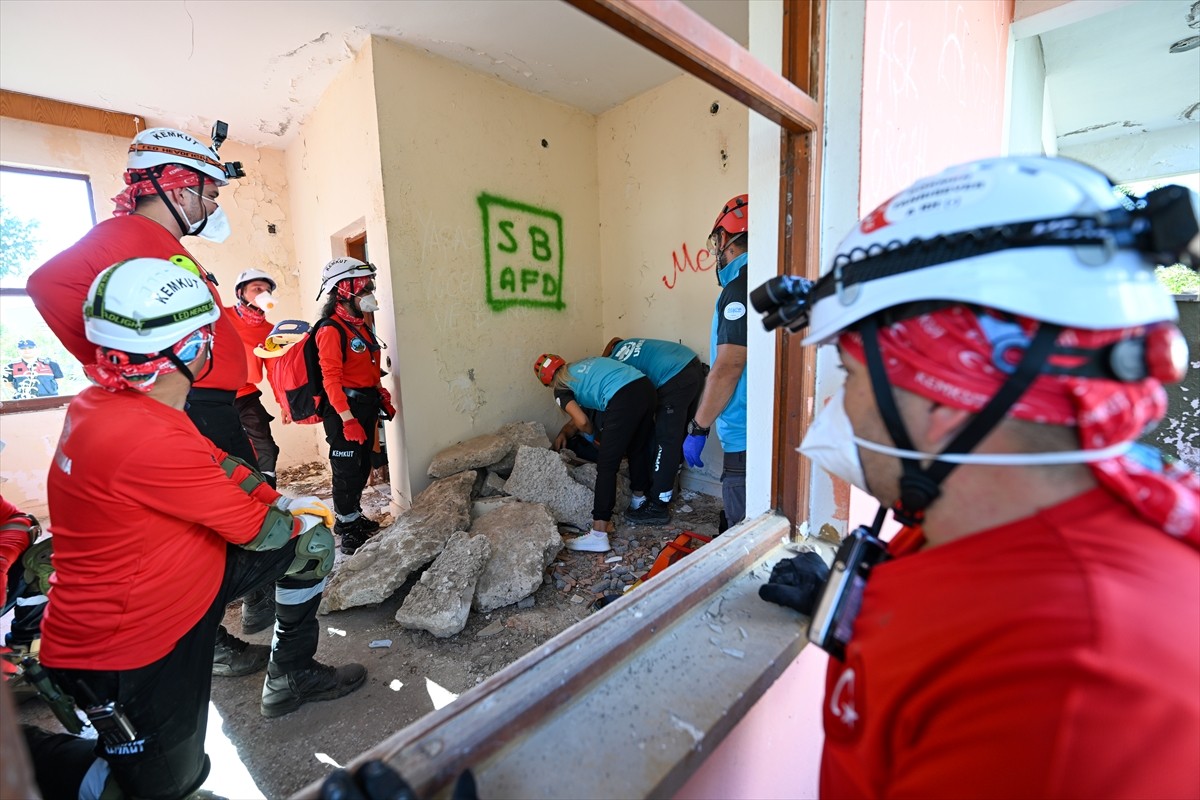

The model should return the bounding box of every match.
[267,318,348,425]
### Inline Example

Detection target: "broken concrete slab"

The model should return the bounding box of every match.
[479,470,508,497]
[471,495,517,522]
[320,470,476,613]
[428,434,514,479]
[394,531,491,638]
[491,421,551,477]
[472,501,563,613]
[502,445,594,531]
[569,462,632,519]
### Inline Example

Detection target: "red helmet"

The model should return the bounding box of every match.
[711,194,748,237]
[534,353,566,386]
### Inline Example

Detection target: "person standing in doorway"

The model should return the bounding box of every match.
[315,257,395,556]
[682,195,749,531]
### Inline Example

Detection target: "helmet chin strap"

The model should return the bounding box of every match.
[147,170,208,237]
[859,315,1063,528]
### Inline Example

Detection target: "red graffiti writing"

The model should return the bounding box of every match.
[662,243,713,289]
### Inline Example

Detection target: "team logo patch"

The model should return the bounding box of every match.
[824,653,866,743]
[723,302,747,321]
[349,337,367,353]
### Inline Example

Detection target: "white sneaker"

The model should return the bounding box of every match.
[563,530,611,553]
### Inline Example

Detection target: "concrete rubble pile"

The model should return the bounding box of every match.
[321,420,632,638]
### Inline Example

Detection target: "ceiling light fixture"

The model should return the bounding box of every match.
[1169,35,1200,53]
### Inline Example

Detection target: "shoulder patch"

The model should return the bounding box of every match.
[723,302,747,321]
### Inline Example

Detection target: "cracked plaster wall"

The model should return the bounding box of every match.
[0,116,315,517]
[369,35,601,497]
[595,75,750,493]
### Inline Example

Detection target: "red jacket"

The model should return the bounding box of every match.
[317,317,381,415]
[820,488,1200,799]
[226,304,275,398]
[28,215,247,392]
[40,387,287,671]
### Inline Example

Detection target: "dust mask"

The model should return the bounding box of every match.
[195,205,231,243]
[357,292,380,313]
[799,387,870,493]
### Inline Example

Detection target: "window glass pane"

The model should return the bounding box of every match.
[0,167,96,289]
[0,295,87,399]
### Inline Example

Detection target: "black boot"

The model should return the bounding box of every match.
[260,660,367,718]
[335,516,380,555]
[212,625,270,677]
[241,587,275,635]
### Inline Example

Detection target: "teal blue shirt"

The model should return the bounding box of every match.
[606,338,697,388]
[554,357,643,412]
[710,253,748,451]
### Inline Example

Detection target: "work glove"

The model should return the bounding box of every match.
[379,387,397,420]
[343,418,368,444]
[682,434,707,468]
[758,551,831,616]
[277,495,335,529]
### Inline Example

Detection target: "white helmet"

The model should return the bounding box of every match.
[316,257,375,300]
[796,156,1192,345]
[235,268,277,294]
[84,258,221,354]
[127,127,232,186]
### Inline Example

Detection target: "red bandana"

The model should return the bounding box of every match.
[236,303,266,327]
[112,165,201,216]
[839,306,1199,548]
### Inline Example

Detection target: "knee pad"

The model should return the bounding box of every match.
[237,507,295,553]
[285,524,334,581]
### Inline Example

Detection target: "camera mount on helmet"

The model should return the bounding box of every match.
[209,120,244,179]
[750,275,815,333]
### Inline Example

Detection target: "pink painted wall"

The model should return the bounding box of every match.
[859,0,1013,214]
[677,2,1012,798]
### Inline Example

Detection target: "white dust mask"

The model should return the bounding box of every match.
[799,387,870,493]
[357,292,380,313]
[195,205,231,243]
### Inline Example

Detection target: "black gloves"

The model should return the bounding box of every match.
[758,551,831,616]
[320,761,478,800]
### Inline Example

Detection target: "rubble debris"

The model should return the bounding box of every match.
[369,640,392,649]
[471,501,562,613]
[569,462,631,519]
[470,495,515,522]
[320,471,475,613]
[427,434,513,479]
[503,446,595,531]
[490,421,552,477]
[395,531,492,638]
[479,470,508,497]
[476,620,505,639]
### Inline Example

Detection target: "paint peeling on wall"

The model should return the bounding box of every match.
[478,192,564,311]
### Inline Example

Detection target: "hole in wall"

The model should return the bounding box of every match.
[541,138,549,148]
[710,102,720,115]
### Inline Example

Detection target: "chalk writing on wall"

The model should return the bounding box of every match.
[478,193,564,312]
[661,242,713,289]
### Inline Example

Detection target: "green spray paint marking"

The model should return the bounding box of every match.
[478,192,565,311]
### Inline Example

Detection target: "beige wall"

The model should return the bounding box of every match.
[596,75,749,491]
[0,116,314,517]
[369,36,602,497]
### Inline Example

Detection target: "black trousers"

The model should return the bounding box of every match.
[592,377,656,522]
[649,358,705,499]
[235,391,280,487]
[321,389,381,520]
[39,543,324,800]
[186,388,259,468]
[722,450,747,527]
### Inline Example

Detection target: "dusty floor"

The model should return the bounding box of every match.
[16,462,723,799]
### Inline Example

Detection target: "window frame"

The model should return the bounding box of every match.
[0,164,97,414]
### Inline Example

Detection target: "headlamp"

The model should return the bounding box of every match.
[750,274,816,333]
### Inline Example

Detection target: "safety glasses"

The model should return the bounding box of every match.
[175,327,213,364]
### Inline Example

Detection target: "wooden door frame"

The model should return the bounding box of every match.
[563,0,825,526]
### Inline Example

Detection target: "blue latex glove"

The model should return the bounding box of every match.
[580,431,595,444]
[683,434,706,468]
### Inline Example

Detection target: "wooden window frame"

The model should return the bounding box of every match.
[0,165,98,415]
[295,2,828,797]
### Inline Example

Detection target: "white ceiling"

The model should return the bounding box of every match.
[0,0,747,149]
[1040,0,1199,150]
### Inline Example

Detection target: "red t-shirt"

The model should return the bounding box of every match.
[40,387,285,671]
[316,318,381,414]
[227,305,275,398]
[28,215,247,392]
[820,488,1200,799]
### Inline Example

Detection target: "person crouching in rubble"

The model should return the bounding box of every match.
[314,257,396,556]
[24,258,365,800]
[534,353,656,553]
